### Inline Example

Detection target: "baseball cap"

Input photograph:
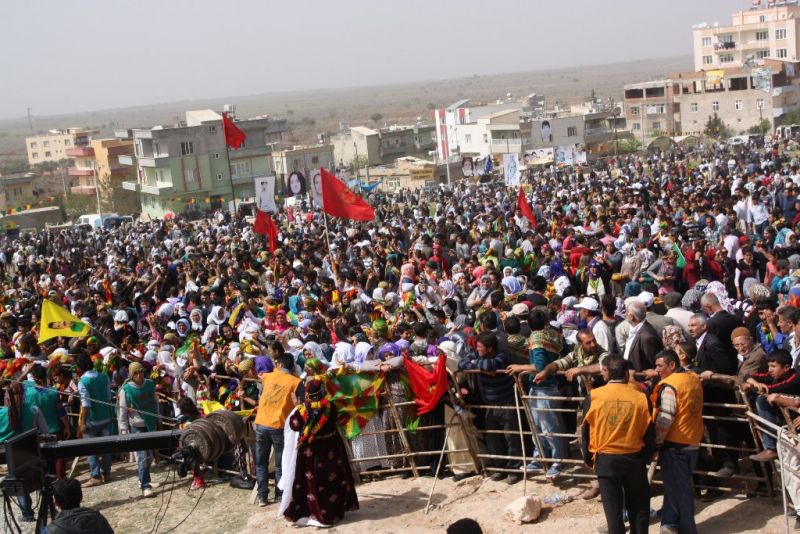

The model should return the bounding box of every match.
[573,297,599,312]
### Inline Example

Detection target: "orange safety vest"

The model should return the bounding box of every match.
[652,371,704,446]
[584,382,652,455]
[254,371,301,430]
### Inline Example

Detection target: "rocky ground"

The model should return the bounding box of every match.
[7,459,790,534]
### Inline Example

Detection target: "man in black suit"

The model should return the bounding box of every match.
[691,312,741,492]
[701,293,741,363]
[622,301,663,372]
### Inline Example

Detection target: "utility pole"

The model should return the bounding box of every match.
[26,108,33,133]
[92,163,103,224]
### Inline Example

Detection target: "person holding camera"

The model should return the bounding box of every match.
[42,477,113,534]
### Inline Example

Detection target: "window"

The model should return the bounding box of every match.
[230,161,251,177]
[45,151,51,157]
[777,28,787,40]
[689,102,697,113]
[180,141,194,156]
[43,141,50,147]
[464,134,472,143]
[757,50,770,59]
[735,100,744,111]
[311,156,319,165]
[760,15,767,23]
[208,126,217,134]
[702,37,712,47]
[703,55,713,65]
[214,153,220,159]
[217,173,223,181]
[647,104,666,114]
[64,139,71,147]
[567,126,577,137]
[778,48,788,58]
[757,98,765,109]
[756,30,768,41]
[712,101,720,111]
[32,152,38,159]
[185,169,197,182]
[30,142,37,148]
[630,106,640,116]
[720,54,735,64]
[652,122,662,131]
[632,122,641,131]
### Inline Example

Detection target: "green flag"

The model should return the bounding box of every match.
[673,243,686,269]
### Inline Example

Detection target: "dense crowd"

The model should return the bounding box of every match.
[6,135,800,532]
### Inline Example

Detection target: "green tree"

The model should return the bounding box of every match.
[349,155,369,175]
[747,119,772,135]
[703,113,733,140]
[370,113,383,123]
[0,158,29,175]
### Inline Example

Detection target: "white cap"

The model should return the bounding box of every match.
[511,303,529,317]
[573,297,599,312]
[114,310,129,323]
[637,291,655,308]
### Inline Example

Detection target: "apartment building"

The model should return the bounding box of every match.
[25,128,97,165]
[64,134,140,214]
[693,1,800,71]
[332,123,436,167]
[624,80,682,141]
[120,109,287,219]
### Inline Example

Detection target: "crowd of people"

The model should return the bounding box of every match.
[4,135,800,532]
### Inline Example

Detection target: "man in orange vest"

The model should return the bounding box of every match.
[581,355,655,534]
[254,353,302,507]
[653,349,704,534]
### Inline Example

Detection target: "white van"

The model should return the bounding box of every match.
[75,213,120,230]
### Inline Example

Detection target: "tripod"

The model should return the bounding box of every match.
[34,474,57,534]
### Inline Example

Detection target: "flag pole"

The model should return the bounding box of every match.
[222,113,238,216]
[321,210,340,289]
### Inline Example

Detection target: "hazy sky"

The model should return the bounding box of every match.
[1,0,741,119]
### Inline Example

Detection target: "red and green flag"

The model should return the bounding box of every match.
[327,369,386,439]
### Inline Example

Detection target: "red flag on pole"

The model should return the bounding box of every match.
[320,167,375,221]
[222,112,246,149]
[253,210,278,252]
[517,187,537,228]
[403,354,449,416]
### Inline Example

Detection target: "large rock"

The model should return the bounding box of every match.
[504,495,543,524]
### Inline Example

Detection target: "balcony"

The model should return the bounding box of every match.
[231,174,254,186]
[68,167,94,177]
[584,128,615,144]
[137,155,170,168]
[228,145,271,159]
[107,145,132,157]
[122,181,140,192]
[118,155,134,166]
[141,182,174,196]
[65,147,94,157]
[490,139,526,152]
[70,185,96,195]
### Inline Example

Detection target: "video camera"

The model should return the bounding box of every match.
[1,429,48,497]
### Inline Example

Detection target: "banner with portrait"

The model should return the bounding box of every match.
[539,120,553,143]
[555,145,587,167]
[523,147,554,166]
[253,176,277,213]
[308,168,323,208]
[461,156,475,177]
[752,67,771,93]
[706,69,724,90]
[503,153,521,186]
[286,171,307,197]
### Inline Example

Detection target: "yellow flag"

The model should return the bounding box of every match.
[228,302,244,327]
[38,300,90,343]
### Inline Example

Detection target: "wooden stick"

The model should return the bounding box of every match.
[424,415,454,515]
[67,456,80,478]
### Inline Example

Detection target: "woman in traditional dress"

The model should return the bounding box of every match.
[282,379,359,527]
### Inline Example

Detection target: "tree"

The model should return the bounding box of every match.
[747,119,772,135]
[612,138,641,155]
[370,113,383,123]
[349,155,369,175]
[0,158,28,175]
[703,113,733,140]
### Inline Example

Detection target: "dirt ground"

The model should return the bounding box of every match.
[8,460,791,534]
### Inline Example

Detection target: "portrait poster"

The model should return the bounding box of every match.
[253,176,277,213]
[286,171,307,197]
[503,153,521,186]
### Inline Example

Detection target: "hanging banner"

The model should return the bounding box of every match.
[308,168,323,208]
[752,67,772,93]
[253,176,277,213]
[706,69,725,87]
[503,153,521,186]
[461,156,475,177]
[286,171,307,197]
[523,147,554,166]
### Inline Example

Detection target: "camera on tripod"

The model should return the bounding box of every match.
[1,429,47,497]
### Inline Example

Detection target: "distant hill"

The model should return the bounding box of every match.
[0,55,691,163]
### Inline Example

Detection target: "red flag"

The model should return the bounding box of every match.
[403,354,449,415]
[320,167,375,221]
[517,187,537,228]
[253,210,278,252]
[222,112,246,149]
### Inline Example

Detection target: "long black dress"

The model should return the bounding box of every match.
[284,406,359,525]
